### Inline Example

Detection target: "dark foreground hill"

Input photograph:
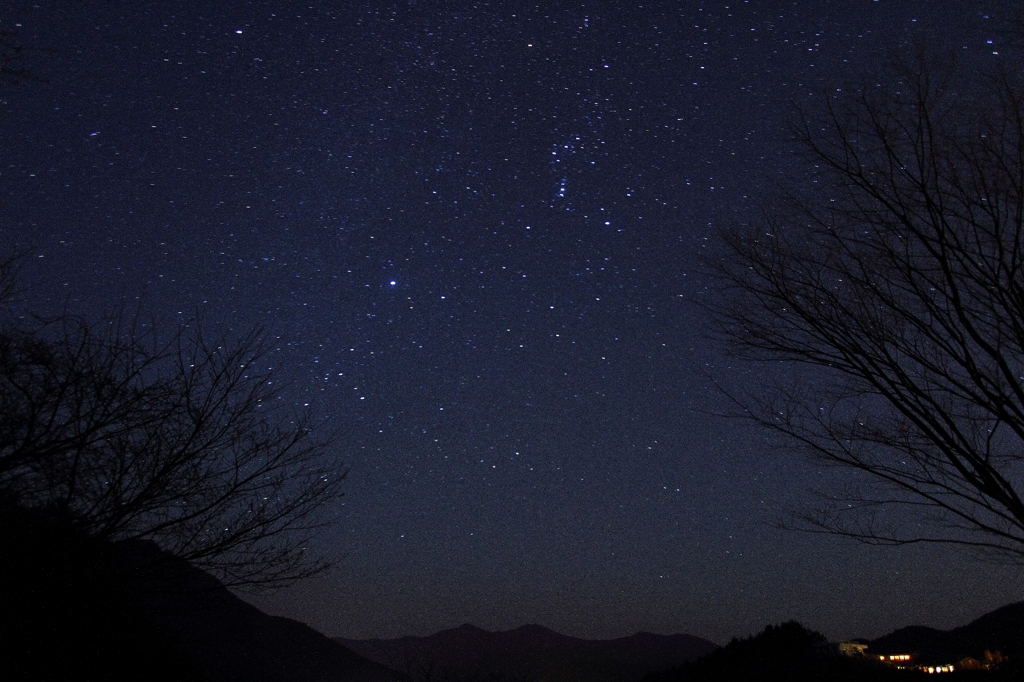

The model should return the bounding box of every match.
[0,503,404,682]
[336,623,718,682]
[119,542,407,682]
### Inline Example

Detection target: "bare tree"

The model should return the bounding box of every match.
[711,53,1024,559]
[0,260,346,588]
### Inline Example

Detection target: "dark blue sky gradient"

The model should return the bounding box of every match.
[2,0,1022,643]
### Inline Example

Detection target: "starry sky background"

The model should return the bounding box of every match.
[3,0,1024,645]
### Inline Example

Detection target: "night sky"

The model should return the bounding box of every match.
[3,0,1023,645]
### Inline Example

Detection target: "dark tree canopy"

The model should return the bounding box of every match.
[642,622,904,682]
[0,258,346,588]
[713,53,1024,559]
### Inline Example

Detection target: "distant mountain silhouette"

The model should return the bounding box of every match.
[0,502,405,682]
[868,601,1024,666]
[335,623,718,682]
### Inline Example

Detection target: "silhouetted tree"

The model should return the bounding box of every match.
[643,622,900,682]
[0,258,345,588]
[711,51,1024,559]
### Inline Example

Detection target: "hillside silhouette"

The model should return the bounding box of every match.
[0,501,404,681]
[641,622,907,682]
